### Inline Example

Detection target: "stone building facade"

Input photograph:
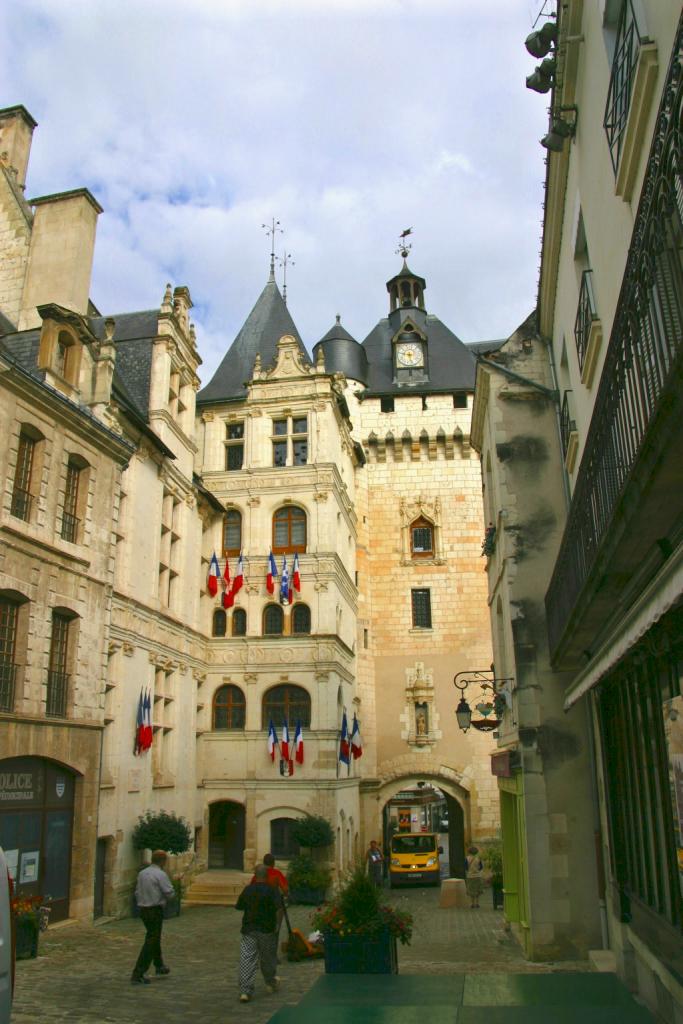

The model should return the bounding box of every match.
[0,103,497,921]
[471,3,683,1018]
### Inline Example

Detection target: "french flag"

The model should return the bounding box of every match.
[339,711,350,765]
[134,690,145,755]
[266,551,278,595]
[292,552,301,594]
[222,557,234,609]
[280,556,290,605]
[143,690,153,751]
[267,719,278,762]
[281,720,290,761]
[232,552,244,596]
[294,719,304,765]
[207,552,221,597]
[350,714,363,760]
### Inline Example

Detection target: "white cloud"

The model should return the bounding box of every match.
[0,0,549,381]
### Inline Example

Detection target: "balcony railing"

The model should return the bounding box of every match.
[46,670,69,718]
[560,391,577,461]
[574,270,597,372]
[0,661,18,712]
[10,487,32,521]
[60,512,80,543]
[547,23,683,659]
[604,0,645,173]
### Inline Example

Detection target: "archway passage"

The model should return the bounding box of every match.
[208,801,245,869]
[0,756,77,922]
[381,782,465,882]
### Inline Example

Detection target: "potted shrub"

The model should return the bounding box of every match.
[11,896,49,959]
[312,865,412,974]
[287,854,331,905]
[484,842,504,910]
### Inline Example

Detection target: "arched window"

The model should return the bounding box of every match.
[0,590,29,713]
[223,508,242,557]
[61,454,88,544]
[263,604,284,636]
[292,604,311,635]
[232,608,247,637]
[11,424,44,522]
[272,506,307,554]
[262,685,311,728]
[213,684,246,730]
[212,609,227,637]
[410,516,434,558]
[270,817,300,859]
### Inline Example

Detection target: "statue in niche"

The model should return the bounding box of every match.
[416,707,428,736]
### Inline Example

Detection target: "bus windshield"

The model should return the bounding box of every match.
[391,834,437,855]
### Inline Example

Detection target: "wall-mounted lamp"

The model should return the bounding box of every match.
[453,670,514,734]
[525,21,558,59]
[526,56,556,94]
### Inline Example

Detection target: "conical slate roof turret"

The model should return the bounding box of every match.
[197,277,310,405]
[313,315,368,385]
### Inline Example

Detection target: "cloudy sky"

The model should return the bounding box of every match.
[2,0,552,383]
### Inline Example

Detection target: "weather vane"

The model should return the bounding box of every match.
[276,247,295,305]
[262,218,283,280]
[396,227,413,260]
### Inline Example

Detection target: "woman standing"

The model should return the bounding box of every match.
[464,846,485,908]
[366,840,384,887]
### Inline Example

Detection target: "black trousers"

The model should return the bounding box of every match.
[133,905,165,977]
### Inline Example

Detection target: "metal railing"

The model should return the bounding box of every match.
[46,670,69,717]
[574,270,598,371]
[60,512,80,543]
[560,391,576,460]
[10,487,32,521]
[547,21,683,657]
[604,0,645,174]
[0,661,18,712]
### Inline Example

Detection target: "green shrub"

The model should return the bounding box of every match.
[287,853,331,892]
[131,810,192,855]
[291,814,334,849]
[482,841,503,884]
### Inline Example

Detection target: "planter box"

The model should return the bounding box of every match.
[289,886,326,906]
[15,919,39,960]
[324,928,398,974]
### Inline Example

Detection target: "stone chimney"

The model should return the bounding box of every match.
[0,105,37,191]
[18,188,103,331]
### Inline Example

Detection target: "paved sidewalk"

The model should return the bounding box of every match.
[11,888,593,1024]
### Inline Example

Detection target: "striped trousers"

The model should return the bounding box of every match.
[238,931,278,995]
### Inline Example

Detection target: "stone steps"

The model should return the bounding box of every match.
[183,869,251,908]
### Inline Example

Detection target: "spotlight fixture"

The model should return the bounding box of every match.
[526,56,556,94]
[540,112,577,152]
[525,21,558,59]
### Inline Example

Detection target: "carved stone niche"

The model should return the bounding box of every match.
[401,661,442,748]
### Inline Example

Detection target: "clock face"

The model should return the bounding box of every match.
[396,341,424,367]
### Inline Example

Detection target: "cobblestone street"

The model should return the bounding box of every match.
[11,888,594,1024]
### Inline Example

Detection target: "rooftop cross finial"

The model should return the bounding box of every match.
[262,218,283,281]
[395,227,413,261]
[276,245,295,306]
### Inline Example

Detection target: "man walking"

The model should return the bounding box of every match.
[235,863,280,1003]
[131,849,174,985]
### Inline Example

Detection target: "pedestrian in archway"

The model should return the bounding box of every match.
[464,846,484,909]
[366,840,384,887]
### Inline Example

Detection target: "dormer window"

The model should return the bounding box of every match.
[54,330,80,386]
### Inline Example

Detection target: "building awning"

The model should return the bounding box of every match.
[564,544,683,709]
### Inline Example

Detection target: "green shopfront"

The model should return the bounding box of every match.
[0,756,77,922]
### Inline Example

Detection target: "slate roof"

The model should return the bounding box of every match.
[468,339,507,356]
[89,310,159,418]
[318,317,357,344]
[361,307,476,396]
[0,310,16,336]
[197,277,310,406]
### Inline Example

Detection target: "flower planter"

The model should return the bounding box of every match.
[289,886,326,906]
[324,927,398,974]
[15,918,39,960]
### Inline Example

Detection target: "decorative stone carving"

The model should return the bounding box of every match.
[402,661,442,748]
[122,642,135,658]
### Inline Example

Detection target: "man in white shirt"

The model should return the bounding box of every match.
[131,850,175,984]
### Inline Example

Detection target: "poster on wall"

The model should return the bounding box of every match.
[663,695,683,898]
[4,849,18,881]
[19,850,40,884]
